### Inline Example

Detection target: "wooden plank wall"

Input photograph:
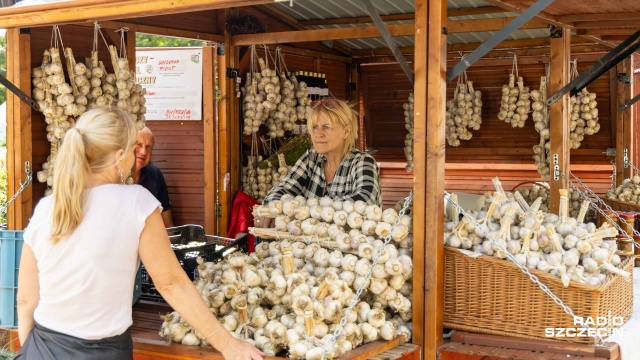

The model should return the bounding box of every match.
[145,121,204,225]
[379,163,613,210]
[360,53,623,209]
[361,55,614,164]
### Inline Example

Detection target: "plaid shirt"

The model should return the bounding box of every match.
[264,149,382,206]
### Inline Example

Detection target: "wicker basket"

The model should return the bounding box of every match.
[602,197,640,212]
[510,181,550,192]
[443,247,634,344]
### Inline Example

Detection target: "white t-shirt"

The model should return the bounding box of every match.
[24,184,160,340]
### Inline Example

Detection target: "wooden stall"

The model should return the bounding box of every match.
[1,0,639,359]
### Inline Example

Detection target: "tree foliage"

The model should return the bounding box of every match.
[0,34,6,105]
[136,34,206,48]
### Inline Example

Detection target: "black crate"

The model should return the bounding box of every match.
[140,225,247,302]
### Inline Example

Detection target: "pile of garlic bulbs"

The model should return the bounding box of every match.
[569,89,600,149]
[403,93,414,172]
[257,195,413,251]
[445,190,629,288]
[605,175,640,204]
[517,186,595,221]
[445,79,482,147]
[32,46,146,194]
[160,197,414,359]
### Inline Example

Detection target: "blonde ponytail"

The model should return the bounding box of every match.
[51,107,137,243]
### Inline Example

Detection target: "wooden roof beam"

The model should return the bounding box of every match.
[577,29,639,36]
[254,5,352,56]
[350,36,598,57]
[0,0,274,29]
[232,17,549,46]
[74,20,224,42]
[573,20,640,30]
[232,23,413,46]
[482,0,620,49]
[557,12,640,23]
[298,6,507,26]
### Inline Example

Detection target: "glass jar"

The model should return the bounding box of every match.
[620,212,636,237]
[616,234,634,255]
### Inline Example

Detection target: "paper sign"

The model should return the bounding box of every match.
[136,48,203,120]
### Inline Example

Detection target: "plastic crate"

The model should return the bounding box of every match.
[140,225,247,301]
[0,230,24,329]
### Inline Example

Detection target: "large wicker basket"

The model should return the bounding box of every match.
[602,197,640,212]
[443,247,634,344]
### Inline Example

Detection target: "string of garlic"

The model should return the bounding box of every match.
[33,32,147,194]
[606,175,640,204]
[566,61,600,150]
[445,73,481,146]
[530,76,550,180]
[403,93,414,172]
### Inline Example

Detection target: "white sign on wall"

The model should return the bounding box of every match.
[135,48,203,120]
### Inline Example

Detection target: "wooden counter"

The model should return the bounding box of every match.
[438,331,621,360]
[131,301,418,360]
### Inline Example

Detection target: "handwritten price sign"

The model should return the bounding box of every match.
[136,49,203,121]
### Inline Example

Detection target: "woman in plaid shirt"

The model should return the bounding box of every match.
[256,99,381,228]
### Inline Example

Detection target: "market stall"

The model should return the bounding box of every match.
[0,0,639,359]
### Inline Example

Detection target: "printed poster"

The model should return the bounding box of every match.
[136,48,203,120]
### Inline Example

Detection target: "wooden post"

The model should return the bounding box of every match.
[548,26,570,214]
[217,8,240,236]
[413,0,446,359]
[6,28,32,230]
[203,46,217,235]
[620,57,634,181]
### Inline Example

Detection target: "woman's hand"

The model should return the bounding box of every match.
[254,216,274,229]
[221,337,265,360]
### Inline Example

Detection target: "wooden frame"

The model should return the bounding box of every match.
[548,27,571,213]
[6,28,32,231]
[616,56,635,184]
[412,1,446,359]
[203,46,218,234]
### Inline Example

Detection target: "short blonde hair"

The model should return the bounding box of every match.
[306,99,359,158]
[51,107,138,243]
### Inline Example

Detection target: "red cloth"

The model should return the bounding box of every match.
[226,190,259,253]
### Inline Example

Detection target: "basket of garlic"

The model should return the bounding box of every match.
[443,189,634,344]
[604,175,640,211]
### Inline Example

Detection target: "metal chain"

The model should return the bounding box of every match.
[610,160,616,191]
[444,191,603,343]
[627,161,640,176]
[560,171,640,249]
[0,168,33,216]
[322,192,414,360]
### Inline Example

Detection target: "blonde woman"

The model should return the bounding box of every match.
[16,108,264,360]
[256,98,381,228]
